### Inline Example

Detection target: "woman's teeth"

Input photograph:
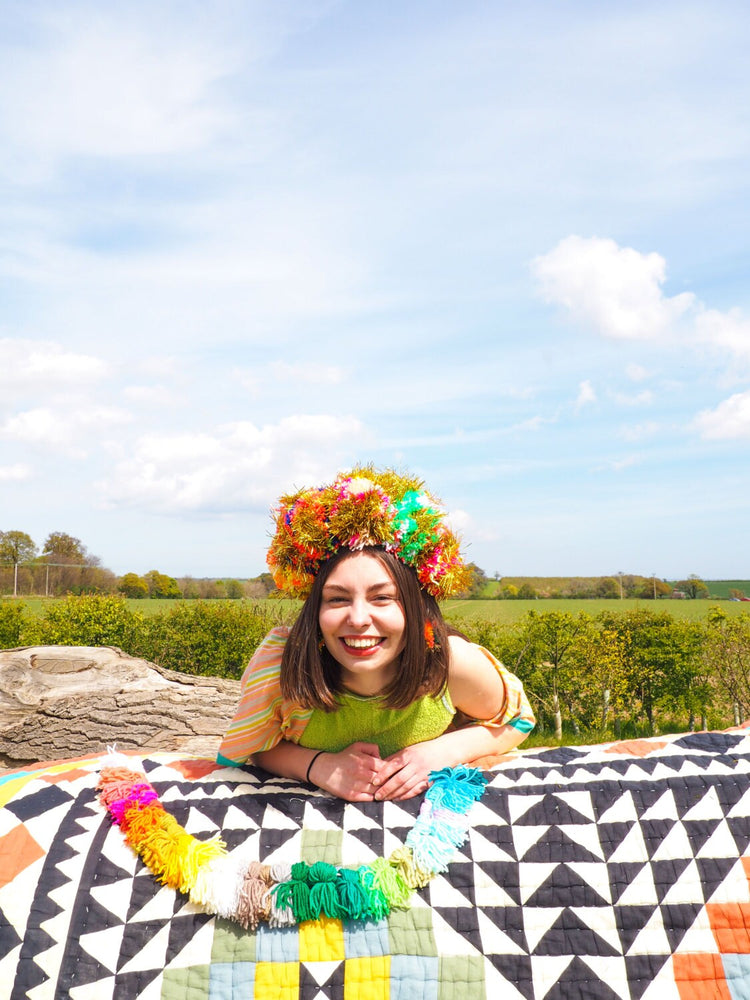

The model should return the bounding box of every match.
[343,637,381,649]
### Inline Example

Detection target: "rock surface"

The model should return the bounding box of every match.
[0,645,241,767]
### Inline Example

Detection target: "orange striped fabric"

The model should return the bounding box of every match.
[217,627,311,766]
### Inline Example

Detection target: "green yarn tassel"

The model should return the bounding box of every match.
[272,861,314,923]
[357,865,391,920]
[308,861,342,919]
[370,857,412,908]
[335,868,371,921]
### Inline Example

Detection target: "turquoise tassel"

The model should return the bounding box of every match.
[425,766,487,813]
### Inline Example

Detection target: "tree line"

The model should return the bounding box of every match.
[0,529,739,604]
[0,529,275,600]
[465,565,721,600]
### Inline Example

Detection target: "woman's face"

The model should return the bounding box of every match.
[318,551,406,696]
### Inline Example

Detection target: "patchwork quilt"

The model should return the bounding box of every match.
[2,728,750,1000]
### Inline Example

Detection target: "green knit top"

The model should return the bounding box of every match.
[299,689,455,757]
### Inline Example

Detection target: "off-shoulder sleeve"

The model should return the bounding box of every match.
[469,644,536,734]
[216,627,312,766]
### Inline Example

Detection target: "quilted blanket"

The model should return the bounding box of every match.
[2,729,750,999]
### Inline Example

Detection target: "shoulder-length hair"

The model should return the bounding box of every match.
[280,546,451,711]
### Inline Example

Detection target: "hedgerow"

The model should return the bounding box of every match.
[3,597,749,742]
[131,600,293,679]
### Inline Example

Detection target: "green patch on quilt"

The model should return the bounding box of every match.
[212,919,258,963]
[438,954,486,1000]
[388,906,438,956]
[300,827,343,864]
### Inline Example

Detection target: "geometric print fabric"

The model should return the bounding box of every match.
[0,729,749,999]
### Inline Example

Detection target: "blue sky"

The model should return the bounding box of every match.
[1,0,749,580]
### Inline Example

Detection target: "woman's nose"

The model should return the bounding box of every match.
[346,598,372,627]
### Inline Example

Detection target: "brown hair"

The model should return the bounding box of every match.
[280,546,451,711]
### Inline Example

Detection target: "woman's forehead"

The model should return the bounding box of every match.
[323,551,397,588]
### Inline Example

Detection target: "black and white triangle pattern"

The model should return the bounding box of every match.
[1,730,749,999]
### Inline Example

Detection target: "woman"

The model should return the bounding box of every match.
[218,467,534,801]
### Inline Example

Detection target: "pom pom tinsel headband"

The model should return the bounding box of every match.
[266,466,471,600]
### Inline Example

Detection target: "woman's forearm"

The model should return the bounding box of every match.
[253,742,321,783]
[432,721,530,765]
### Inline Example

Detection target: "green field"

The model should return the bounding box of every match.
[441,598,750,623]
[11,595,750,625]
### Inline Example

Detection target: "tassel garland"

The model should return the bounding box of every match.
[97,754,487,929]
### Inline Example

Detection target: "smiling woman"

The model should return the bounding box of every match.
[217,467,536,802]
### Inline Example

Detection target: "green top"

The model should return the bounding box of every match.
[299,689,455,757]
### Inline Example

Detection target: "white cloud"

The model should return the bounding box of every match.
[626,363,651,382]
[0,338,109,396]
[619,421,660,442]
[234,362,347,394]
[694,392,750,440]
[575,379,596,410]
[1,405,131,456]
[695,308,750,360]
[98,414,369,513]
[596,454,642,472]
[0,463,32,482]
[122,384,180,406]
[612,389,654,407]
[532,235,695,340]
[0,18,235,169]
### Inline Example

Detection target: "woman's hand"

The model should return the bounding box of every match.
[308,742,386,802]
[371,742,446,801]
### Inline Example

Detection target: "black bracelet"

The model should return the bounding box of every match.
[305,750,326,784]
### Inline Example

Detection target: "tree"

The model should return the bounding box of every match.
[0,531,38,597]
[675,575,709,599]
[517,582,537,600]
[518,611,593,740]
[118,573,149,599]
[0,531,37,564]
[225,579,244,600]
[145,570,183,599]
[596,577,620,599]
[465,563,488,598]
[42,532,88,563]
[703,608,750,720]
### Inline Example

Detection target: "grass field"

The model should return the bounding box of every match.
[9,595,750,624]
[441,597,750,623]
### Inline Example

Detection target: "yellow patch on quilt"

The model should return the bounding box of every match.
[253,960,299,999]
[299,915,345,962]
[344,955,391,1000]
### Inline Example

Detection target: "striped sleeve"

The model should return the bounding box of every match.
[216,627,312,766]
[472,645,536,734]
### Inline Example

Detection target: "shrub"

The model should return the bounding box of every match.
[24,594,144,650]
[132,601,293,679]
[0,601,28,649]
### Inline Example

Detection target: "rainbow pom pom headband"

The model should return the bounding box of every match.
[266,466,470,600]
[98,752,487,929]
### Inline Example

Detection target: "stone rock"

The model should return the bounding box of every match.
[0,645,241,767]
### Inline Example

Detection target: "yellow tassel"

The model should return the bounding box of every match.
[388,846,434,889]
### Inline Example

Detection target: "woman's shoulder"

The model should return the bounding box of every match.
[447,633,498,673]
